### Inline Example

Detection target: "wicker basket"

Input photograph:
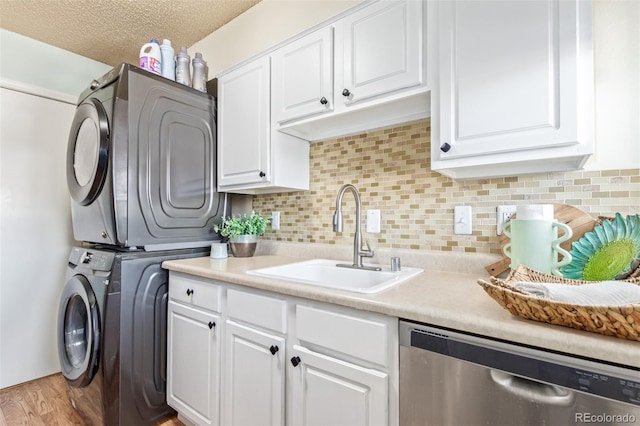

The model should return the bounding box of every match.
[477,265,640,341]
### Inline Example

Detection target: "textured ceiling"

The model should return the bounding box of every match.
[0,0,261,67]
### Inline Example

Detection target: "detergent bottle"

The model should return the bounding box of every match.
[192,52,207,92]
[175,47,191,86]
[139,39,161,75]
[160,39,175,80]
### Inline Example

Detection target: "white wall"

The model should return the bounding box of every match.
[0,88,75,388]
[1,29,111,97]
[589,0,640,170]
[191,0,639,172]
[0,30,110,388]
[190,0,362,76]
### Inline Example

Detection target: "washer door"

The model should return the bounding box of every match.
[66,98,109,206]
[57,274,101,388]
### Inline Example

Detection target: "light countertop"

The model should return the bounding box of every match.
[163,252,640,369]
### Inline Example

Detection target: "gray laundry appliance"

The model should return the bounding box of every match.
[57,245,208,425]
[66,63,223,250]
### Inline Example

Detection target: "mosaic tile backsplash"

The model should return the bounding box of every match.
[253,119,639,255]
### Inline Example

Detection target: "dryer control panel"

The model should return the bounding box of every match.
[69,247,115,272]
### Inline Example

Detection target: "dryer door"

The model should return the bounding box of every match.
[57,274,100,388]
[67,98,110,206]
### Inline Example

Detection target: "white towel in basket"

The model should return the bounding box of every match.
[514,281,640,306]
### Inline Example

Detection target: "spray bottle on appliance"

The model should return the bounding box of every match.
[175,47,191,87]
[139,39,161,75]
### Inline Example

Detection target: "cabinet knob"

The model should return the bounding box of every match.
[208,321,215,329]
[440,142,452,153]
[320,96,328,105]
[186,288,194,296]
[259,171,266,178]
[342,89,351,97]
[290,356,301,367]
[269,345,279,355]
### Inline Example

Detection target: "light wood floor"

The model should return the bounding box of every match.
[0,373,183,425]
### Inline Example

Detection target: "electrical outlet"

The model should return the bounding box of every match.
[496,205,517,235]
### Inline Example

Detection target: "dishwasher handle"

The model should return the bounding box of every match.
[490,369,575,406]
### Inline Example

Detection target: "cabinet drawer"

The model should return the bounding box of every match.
[296,304,389,366]
[227,288,287,334]
[169,273,222,313]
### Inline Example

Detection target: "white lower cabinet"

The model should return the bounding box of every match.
[167,301,220,426]
[222,320,285,426]
[289,345,388,426]
[167,272,398,426]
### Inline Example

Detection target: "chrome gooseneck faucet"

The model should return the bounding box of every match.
[332,184,381,271]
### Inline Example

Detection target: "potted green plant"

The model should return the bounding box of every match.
[213,211,270,257]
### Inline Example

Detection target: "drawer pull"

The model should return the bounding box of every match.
[290,356,301,367]
[186,288,194,296]
[269,345,279,355]
[208,321,215,329]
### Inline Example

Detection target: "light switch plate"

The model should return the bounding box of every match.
[454,206,472,235]
[271,211,280,230]
[366,209,381,233]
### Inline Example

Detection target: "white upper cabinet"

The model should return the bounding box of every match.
[430,0,594,179]
[272,0,428,141]
[337,0,423,106]
[217,56,310,194]
[218,56,271,189]
[272,26,334,124]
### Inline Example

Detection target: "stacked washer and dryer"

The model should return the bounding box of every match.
[57,63,224,425]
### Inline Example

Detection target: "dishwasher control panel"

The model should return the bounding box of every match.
[400,321,640,408]
[574,369,640,406]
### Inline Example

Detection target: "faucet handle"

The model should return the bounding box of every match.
[360,240,374,257]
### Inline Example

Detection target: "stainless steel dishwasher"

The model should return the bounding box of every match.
[399,320,640,426]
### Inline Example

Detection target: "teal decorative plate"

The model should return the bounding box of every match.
[560,213,640,281]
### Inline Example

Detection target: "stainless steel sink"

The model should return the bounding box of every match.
[246,259,423,294]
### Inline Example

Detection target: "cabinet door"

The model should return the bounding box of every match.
[218,56,271,188]
[167,301,220,426]
[272,26,334,124]
[338,0,423,107]
[436,0,587,160]
[222,320,285,426]
[289,345,388,426]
